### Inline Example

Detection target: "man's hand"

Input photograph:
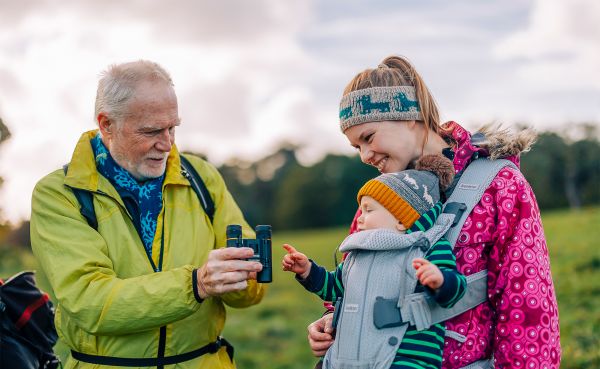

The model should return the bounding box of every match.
[196,247,263,299]
[307,313,335,357]
[413,258,444,290]
[282,244,311,279]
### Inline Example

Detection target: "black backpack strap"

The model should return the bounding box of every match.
[179,155,215,223]
[63,165,98,231]
[63,155,215,229]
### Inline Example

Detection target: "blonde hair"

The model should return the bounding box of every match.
[343,55,538,158]
[343,56,447,149]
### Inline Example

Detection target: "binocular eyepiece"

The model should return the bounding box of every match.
[226,225,272,283]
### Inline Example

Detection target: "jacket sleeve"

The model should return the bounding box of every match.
[487,167,561,369]
[30,172,201,335]
[189,157,266,308]
[297,260,344,302]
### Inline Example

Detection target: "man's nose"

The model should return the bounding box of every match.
[155,129,173,152]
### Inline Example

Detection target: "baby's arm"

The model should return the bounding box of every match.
[282,244,311,279]
[413,236,466,308]
[413,258,443,289]
[282,244,344,301]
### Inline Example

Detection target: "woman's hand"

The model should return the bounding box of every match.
[413,258,444,290]
[282,244,311,279]
[307,313,335,357]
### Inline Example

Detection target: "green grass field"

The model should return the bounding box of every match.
[1,207,599,368]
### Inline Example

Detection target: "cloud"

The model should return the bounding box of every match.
[493,0,600,90]
[0,0,317,221]
[0,0,598,222]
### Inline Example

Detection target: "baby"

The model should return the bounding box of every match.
[283,154,466,369]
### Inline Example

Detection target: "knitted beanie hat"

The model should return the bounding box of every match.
[357,154,455,228]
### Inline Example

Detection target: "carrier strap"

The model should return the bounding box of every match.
[444,158,517,248]
[71,336,234,366]
[379,158,518,331]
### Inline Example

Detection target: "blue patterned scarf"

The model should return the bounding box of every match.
[91,134,165,257]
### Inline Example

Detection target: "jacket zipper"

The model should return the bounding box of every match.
[156,207,167,368]
[97,189,169,366]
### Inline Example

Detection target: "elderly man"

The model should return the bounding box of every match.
[30,60,265,368]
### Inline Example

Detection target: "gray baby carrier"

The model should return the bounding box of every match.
[322,158,517,369]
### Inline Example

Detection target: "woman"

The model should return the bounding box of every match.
[307,56,560,369]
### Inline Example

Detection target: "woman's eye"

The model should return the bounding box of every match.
[365,133,374,143]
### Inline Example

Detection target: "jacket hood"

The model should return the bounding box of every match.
[442,121,535,172]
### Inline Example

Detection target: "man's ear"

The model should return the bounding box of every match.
[97,113,113,137]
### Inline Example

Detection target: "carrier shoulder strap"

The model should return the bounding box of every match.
[443,158,517,248]
[63,154,215,230]
[398,158,518,332]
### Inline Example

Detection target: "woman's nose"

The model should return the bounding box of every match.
[360,148,373,164]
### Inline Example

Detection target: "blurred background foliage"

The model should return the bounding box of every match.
[1,120,599,368]
[213,122,600,230]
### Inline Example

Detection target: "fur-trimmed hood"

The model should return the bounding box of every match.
[442,121,536,172]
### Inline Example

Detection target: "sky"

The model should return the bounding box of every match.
[0,0,599,223]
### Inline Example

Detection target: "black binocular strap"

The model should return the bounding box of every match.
[71,336,234,366]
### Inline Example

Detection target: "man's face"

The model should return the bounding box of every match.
[100,80,180,181]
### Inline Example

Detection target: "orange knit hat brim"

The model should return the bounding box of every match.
[357,180,420,229]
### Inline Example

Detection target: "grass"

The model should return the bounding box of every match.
[1,207,599,368]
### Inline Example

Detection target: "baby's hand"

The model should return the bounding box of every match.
[413,258,444,290]
[282,244,311,279]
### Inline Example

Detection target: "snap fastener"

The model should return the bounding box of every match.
[388,336,398,346]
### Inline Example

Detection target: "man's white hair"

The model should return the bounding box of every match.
[94,60,174,124]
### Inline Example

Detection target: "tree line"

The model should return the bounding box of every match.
[1,122,599,250]
[212,124,600,230]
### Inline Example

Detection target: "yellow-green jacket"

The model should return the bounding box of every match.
[30,130,266,368]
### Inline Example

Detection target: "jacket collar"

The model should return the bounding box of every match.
[64,130,191,196]
[442,121,520,172]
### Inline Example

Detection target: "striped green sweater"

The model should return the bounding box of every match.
[298,203,467,369]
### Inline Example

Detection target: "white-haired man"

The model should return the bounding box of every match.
[31,60,265,368]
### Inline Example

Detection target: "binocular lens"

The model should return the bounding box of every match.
[226,224,242,238]
[255,225,271,237]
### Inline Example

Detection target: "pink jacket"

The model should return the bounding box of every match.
[349,122,560,369]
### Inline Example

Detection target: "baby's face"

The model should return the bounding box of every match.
[357,196,406,232]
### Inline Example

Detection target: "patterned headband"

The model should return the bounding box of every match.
[339,86,422,132]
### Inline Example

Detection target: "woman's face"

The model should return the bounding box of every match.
[345,120,422,173]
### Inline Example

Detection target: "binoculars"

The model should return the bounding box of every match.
[226,225,272,283]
